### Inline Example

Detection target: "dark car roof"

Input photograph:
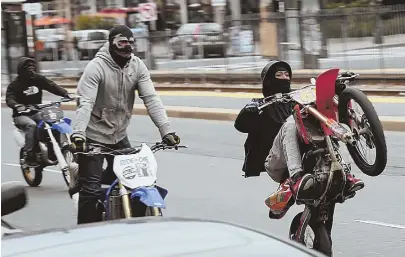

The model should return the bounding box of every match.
[2,217,325,257]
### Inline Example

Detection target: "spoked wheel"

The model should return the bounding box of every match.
[62,149,78,188]
[338,87,387,176]
[289,212,332,257]
[20,149,44,187]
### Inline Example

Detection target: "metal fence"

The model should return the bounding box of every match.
[25,4,405,78]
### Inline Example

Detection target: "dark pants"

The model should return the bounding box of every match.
[77,137,131,225]
[14,113,42,152]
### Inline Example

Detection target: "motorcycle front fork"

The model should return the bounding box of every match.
[43,123,68,170]
[119,182,132,219]
[118,183,161,219]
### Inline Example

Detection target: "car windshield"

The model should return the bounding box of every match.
[201,23,222,33]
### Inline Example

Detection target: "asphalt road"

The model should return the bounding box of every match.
[37,46,405,76]
[1,109,405,257]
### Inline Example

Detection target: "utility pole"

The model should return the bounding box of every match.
[64,0,73,60]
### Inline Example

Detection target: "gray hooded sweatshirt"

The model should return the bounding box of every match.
[73,42,173,144]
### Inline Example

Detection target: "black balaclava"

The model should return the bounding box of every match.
[262,66,291,97]
[262,65,293,124]
[108,25,135,68]
[17,57,36,81]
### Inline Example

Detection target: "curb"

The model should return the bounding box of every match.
[2,102,404,132]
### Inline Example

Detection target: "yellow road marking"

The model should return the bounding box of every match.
[66,88,405,103]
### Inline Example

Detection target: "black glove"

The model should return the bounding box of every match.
[71,133,87,152]
[163,132,180,146]
[14,104,26,113]
[245,101,260,113]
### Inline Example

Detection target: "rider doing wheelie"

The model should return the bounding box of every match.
[234,61,364,218]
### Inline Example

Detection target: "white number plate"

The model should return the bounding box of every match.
[113,143,158,189]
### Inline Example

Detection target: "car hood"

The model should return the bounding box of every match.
[2,217,324,257]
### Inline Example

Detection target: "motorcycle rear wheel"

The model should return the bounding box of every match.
[20,149,44,187]
[289,212,332,257]
[338,87,387,176]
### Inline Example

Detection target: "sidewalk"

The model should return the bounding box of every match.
[327,34,405,52]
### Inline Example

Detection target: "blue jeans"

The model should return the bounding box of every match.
[264,120,303,183]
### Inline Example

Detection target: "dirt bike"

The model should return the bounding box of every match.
[260,68,387,256]
[13,96,79,187]
[74,142,187,219]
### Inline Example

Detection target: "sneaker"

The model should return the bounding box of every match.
[265,180,295,219]
[345,173,364,195]
[290,173,318,201]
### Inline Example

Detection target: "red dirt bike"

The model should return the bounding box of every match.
[260,68,387,256]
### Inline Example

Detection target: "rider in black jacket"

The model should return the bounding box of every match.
[6,57,70,166]
[235,61,364,218]
[234,60,293,178]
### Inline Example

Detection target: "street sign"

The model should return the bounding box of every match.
[23,3,42,18]
[138,2,157,22]
[211,0,226,7]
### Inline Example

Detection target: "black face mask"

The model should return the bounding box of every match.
[21,62,36,80]
[108,25,135,68]
[262,67,291,97]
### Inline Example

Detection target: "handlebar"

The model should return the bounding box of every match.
[257,93,293,111]
[35,95,76,109]
[336,73,359,84]
[75,142,188,156]
[257,73,359,112]
[16,95,78,115]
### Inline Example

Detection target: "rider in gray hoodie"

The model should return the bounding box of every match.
[70,25,180,224]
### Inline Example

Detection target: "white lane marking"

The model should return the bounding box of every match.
[2,163,61,174]
[354,220,405,229]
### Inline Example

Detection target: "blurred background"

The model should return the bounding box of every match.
[2,0,405,81]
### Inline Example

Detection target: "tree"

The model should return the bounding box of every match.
[75,15,116,30]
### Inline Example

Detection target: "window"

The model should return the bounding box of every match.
[88,31,107,41]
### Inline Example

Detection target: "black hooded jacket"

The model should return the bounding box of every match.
[6,57,68,117]
[234,61,293,178]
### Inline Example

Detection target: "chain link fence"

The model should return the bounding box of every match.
[19,4,405,77]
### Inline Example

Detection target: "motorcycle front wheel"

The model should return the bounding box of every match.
[289,212,332,257]
[338,87,387,176]
[20,149,43,187]
[62,149,78,187]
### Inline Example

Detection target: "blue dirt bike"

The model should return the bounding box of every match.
[13,96,78,187]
